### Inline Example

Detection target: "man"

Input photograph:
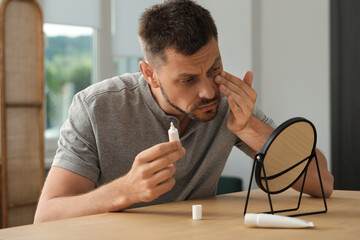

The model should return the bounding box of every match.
[34,0,333,223]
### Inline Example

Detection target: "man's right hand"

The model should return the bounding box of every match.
[120,141,185,206]
[34,141,185,223]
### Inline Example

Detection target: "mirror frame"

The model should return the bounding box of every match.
[255,117,316,194]
[243,117,327,217]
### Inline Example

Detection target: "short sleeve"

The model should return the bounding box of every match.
[52,92,100,183]
[235,107,277,155]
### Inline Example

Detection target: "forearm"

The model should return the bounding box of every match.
[35,141,183,223]
[34,177,132,223]
[235,115,274,154]
[292,149,334,197]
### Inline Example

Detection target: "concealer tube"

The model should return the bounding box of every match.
[245,213,314,228]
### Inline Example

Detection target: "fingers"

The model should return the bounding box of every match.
[218,79,249,104]
[243,71,253,87]
[139,175,176,203]
[227,95,244,116]
[140,164,177,202]
[135,141,182,165]
[125,141,185,204]
[143,147,185,178]
[215,70,258,133]
[150,164,176,187]
[215,71,257,109]
[219,71,253,89]
[153,177,176,198]
[151,165,176,200]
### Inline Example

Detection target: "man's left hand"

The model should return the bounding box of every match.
[215,71,257,135]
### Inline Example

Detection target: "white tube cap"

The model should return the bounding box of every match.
[244,213,258,227]
[192,205,202,220]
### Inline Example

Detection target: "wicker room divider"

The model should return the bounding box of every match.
[0,0,44,228]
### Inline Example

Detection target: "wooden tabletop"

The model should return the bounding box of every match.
[0,189,359,239]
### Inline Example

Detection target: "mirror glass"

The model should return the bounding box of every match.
[255,118,316,194]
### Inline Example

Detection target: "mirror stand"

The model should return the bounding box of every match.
[244,149,327,217]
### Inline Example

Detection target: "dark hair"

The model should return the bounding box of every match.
[138,0,218,67]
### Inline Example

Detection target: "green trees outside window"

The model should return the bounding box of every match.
[44,24,93,138]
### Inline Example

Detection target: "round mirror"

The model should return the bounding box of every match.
[255,117,317,194]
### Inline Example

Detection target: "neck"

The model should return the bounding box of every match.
[179,116,191,136]
[150,85,192,135]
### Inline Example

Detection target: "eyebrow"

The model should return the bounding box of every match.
[177,56,222,78]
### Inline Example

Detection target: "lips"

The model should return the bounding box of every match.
[197,101,218,111]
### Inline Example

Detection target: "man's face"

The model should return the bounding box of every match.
[154,38,223,122]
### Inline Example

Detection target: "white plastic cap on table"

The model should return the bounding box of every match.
[192,205,202,220]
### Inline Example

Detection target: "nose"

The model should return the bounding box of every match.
[198,77,216,99]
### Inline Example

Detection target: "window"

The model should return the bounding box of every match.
[43,23,95,166]
[114,56,142,76]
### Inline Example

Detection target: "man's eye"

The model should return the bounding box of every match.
[181,78,194,84]
[213,67,220,73]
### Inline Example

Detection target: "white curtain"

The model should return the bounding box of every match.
[43,0,101,28]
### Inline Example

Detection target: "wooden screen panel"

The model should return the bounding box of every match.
[4,0,41,104]
[6,108,42,207]
[7,204,37,227]
[0,0,44,228]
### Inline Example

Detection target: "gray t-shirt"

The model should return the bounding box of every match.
[52,72,275,208]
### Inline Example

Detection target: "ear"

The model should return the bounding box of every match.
[139,61,159,88]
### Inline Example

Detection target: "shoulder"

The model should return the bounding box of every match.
[77,72,143,105]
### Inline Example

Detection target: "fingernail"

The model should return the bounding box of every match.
[221,71,226,77]
[215,75,222,83]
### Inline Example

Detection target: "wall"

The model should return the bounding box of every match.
[255,0,331,167]
[200,0,331,191]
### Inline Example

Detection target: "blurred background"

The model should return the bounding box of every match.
[2,0,358,199]
[0,0,359,228]
[36,0,359,191]
[36,0,333,191]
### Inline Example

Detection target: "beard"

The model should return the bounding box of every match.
[158,81,220,122]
